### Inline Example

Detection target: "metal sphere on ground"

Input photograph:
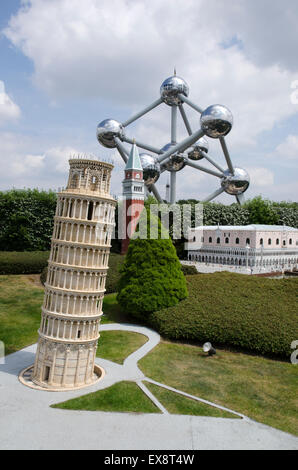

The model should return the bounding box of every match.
[161,143,186,172]
[96,119,124,148]
[160,75,189,106]
[140,153,161,186]
[200,104,233,138]
[221,167,250,195]
[187,136,209,161]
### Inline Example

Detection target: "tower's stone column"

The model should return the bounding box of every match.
[32,158,116,390]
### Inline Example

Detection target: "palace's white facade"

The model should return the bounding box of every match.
[31,158,116,390]
[186,225,298,273]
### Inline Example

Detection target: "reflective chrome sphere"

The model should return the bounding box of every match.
[187,136,209,161]
[161,143,186,172]
[160,75,189,106]
[221,167,250,195]
[200,104,233,139]
[96,119,124,148]
[140,153,161,186]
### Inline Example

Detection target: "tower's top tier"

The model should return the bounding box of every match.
[65,158,114,197]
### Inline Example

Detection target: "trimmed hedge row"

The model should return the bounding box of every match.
[0,251,50,275]
[149,272,298,358]
[0,189,57,251]
[181,264,198,275]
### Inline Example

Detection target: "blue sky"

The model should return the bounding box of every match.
[0,0,297,203]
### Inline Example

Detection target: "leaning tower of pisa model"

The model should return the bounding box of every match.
[31,158,116,390]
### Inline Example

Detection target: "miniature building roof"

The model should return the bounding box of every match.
[125,142,143,171]
[192,224,298,232]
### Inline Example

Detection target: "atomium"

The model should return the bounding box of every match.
[96,119,124,148]
[160,75,189,106]
[221,167,250,195]
[160,143,186,172]
[200,104,233,139]
[96,73,250,204]
[139,153,161,186]
[187,136,209,161]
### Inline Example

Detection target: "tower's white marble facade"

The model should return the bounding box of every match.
[32,158,116,390]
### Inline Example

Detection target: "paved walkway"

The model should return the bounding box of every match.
[0,322,297,450]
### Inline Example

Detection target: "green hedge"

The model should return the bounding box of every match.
[149,272,298,358]
[0,189,56,251]
[105,254,125,293]
[0,251,50,275]
[181,264,198,275]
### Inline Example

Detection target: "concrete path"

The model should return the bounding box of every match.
[0,322,297,450]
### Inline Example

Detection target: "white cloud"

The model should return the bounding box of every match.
[275,135,298,160]
[2,0,298,202]
[246,167,274,187]
[0,81,21,125]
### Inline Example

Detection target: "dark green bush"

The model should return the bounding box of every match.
[0,189,57,251]
[149,272,298,358]
[181,264,198,275]
[105,254,125,293]
[0,251,50,275]
[117,207,188,319]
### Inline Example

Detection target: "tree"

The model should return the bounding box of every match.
[117,206,188,319]
[243,196,279,225]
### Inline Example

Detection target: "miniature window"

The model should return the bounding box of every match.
[276,239,279,245]
[87,202,93,221]
[217,237,220,244]
[209,237,212,243]
[225,237,229,244]
[236,238,240,244]
[260,238,263,245]
[268,238,272,245]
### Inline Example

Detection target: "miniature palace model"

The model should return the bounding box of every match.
[186,225,298,274]
[22,158,116,390]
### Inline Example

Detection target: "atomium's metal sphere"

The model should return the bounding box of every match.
[160,75,189,106]
[200,104,233,139]
[96,119,124,148]
[221,167,250,195]
[161,143,186,172]
[187,137,209,161]
[140,153,161,186]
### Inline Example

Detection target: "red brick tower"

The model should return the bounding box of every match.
[121,142,145,254]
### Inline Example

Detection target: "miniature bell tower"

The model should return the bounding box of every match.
[121,143,145,254]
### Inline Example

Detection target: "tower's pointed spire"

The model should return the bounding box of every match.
[125,141,143,171]
[174,67,176,76]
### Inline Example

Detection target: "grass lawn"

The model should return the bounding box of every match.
[144,382,239,419]
[0,275,44,355]
[139,341,298,436]
[101,293,133,324]
[52,381,160,414]
[97,331,148,364]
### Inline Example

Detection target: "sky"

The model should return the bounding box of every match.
[0,0,297,203]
